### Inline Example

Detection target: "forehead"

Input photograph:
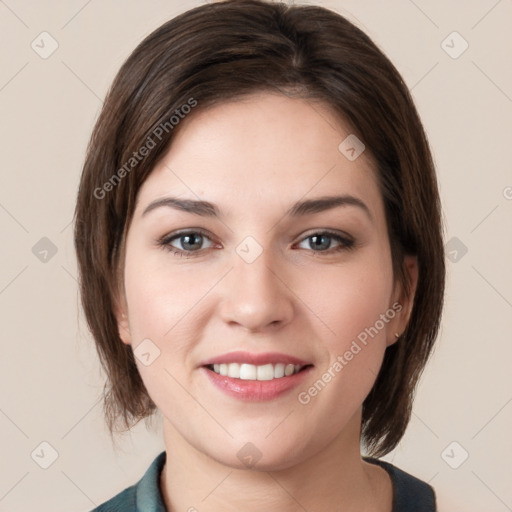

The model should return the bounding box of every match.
[134,92,383,221]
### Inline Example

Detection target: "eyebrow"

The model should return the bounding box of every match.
[141,194,372,221]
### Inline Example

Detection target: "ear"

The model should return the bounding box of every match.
[386,254,419,347]
[114,293,132,346]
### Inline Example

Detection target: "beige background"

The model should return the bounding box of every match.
[1,0,511,511]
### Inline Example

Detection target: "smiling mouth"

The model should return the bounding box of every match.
[204,363,313,381]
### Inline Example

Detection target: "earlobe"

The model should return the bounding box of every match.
[114,297,132,346]
[387,255,419,347]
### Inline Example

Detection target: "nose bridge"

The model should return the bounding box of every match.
[219,237,294,332]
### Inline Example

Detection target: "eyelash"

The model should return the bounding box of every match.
[157,228,356,258]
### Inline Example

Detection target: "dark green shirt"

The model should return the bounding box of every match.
[90,451,436,511]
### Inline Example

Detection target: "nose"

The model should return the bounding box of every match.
[218,247,295,333]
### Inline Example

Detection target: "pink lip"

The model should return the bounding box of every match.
[199,351,311,367]
[201,365,314,401]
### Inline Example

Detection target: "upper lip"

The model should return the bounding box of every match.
[200,351,312,367]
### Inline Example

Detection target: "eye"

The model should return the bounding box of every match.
[158,229,355,257]
[296,231,355,254]
[158,229,215,257]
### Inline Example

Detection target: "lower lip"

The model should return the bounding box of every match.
[201,366,313,401]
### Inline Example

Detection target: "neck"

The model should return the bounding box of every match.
[159,410,392,512]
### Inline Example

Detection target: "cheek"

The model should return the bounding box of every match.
[293,252,394,407]
[123,245,212,342]
[122,246,216,405]
[122,257,196,421]
[298,254,394,346]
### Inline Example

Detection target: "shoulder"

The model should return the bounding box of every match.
[89,485,137,512]
[363,457,437,512]
[88,451,167,512]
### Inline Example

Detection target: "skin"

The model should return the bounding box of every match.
[115,92,418,512]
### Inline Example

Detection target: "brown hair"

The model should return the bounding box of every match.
[73,0,445,457]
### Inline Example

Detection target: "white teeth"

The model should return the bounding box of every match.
[257,364,274,381]
[239,363,256,380]
[210,362,306,380]
[274,363,285,378]
[228,363,240,378]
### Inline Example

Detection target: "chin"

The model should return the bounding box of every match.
[201,432,314,472]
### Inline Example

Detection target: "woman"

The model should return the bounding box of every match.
[74,0,445,510]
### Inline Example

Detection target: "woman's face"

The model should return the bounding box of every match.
[116,92,416,470]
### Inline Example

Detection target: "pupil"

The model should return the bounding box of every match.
[311,235,329,250]
[183,234,201,250]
